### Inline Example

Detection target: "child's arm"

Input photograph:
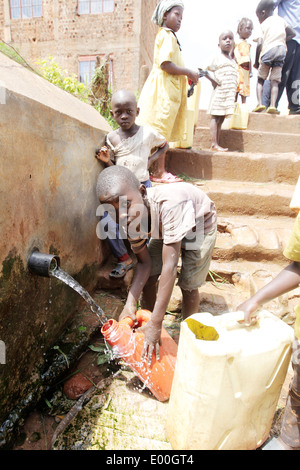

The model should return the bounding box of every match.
[254,38,262,69]
[203,72,219,89]
[138,241,181,362]
[286,25,296,42]
[160,61,200,84]
[148,143,169,169]
[95,134,115,166]
[119,245,153,325]
[237,261,300,325]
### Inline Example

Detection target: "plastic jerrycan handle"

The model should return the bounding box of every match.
[224,311,260,330]
[120,309,151,329]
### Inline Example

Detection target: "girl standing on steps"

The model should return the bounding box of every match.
[204,30,238,152]
[136,0,199,183]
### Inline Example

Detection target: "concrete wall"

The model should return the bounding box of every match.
[0,52,111,439]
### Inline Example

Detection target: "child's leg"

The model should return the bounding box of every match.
[141,274,159,311]
[270,80,279,108]
[256,77,264,107]
[266,66,283,113]
[280,338,300,448]
[178,227,217,319]
[181,288,200,319]
[210,115,228,151]
[216,116,225,145]
[100,212,133,278]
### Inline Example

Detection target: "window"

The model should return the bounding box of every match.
[10,0,43,19]
[78,0,114,15]
[79,57,97,86]
[79,55,113,89]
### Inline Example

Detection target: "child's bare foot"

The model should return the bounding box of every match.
[150,172,183,183]
[210,145,228,152]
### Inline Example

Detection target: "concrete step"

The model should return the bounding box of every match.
[193,179,295,217]
[193,126,300,154]
[214,214,294,264]
[166,148,300,185]
[197,109,300,135]
[207,257,299,323]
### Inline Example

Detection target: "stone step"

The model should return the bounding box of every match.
[214,214,294,264]
[193,126,300,154]
[189,179,295,218]
[197,109,300,135]
[166,148,300,185]
[206,258,299,326]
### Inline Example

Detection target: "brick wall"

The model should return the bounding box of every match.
[0,0,159,93]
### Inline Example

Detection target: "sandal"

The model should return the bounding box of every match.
[109,262,134,279]
[252,105,266,113]
[266,106,280,114]
[150,172,183,183]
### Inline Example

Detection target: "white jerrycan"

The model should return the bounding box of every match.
[166,310,294,450]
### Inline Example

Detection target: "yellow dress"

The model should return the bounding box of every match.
[283,212,300,340]
[137,28,188,143]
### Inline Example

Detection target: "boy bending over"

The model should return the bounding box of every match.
[96,166,217,360]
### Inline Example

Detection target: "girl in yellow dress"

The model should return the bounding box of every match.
[234,18,253,103]
[137,0,199,183]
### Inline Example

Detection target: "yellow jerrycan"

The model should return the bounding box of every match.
[166,310,294,450]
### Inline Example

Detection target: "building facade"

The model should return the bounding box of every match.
[0,0,158,92]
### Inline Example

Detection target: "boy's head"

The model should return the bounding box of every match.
[110,89,139,131]
[96,165,140,202]
[96,166,149,234]
[256,0,274,23]
[237,18,253,39]
[218,30,235,54]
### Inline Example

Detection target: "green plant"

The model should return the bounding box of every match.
[36,56,90,102]
[36,55,118,129]
[53,345,69,368]
[89,343,113,365]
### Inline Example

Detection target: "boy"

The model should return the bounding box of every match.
[96,165,217,361]
[253,0,295,114]
[238,213,300,450]
[95,89,169,278]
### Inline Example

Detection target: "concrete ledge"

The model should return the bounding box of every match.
[193,127,300,154]
[166,148,300,184]
[197,109,300,134]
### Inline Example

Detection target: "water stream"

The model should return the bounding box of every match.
[50,266,108,325]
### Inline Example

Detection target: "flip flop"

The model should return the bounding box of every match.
[109,262,134,279]
[266,106,280,114]
[150,172,183,183]
[252,105,266,113]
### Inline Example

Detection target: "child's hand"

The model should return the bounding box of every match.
[253,62,259,70]
[95,146,110,163]
[236,299,259,326]
[186,69,200,84]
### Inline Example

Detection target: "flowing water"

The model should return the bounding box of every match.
[50,266,108,325]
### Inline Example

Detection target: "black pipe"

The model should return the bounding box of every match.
[28,248,60,277]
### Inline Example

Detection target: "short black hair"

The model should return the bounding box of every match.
[256,0,274,13]
[96,165,140,200]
